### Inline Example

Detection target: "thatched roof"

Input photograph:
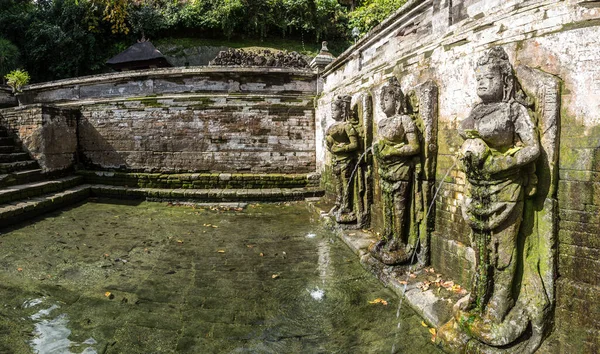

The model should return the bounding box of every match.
[106,41,171,70]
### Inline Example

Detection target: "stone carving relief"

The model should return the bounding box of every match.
[325,93,373,228]
[438,46,558,353]
[210,48,309,68]
[368,77,438,266]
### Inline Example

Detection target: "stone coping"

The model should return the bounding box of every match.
[321,0,431,76]
[23,66,317,92]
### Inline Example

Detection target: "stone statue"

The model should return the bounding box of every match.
[326,95,360,223]
[368,77,421,265]
[438,46,557,353]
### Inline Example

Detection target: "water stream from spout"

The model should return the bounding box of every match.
[391,160,457,353]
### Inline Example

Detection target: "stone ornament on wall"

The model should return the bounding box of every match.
[368,77,438,266]
[438,46,558,353]
[325,93,373,228]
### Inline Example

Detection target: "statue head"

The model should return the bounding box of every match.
[380,77,404,117]
[475,47,515,103]
[331,95,352,122]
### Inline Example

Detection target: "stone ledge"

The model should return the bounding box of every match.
[78,170,321,190]
[0,185,90,228]
[310,204,469,329]
[88,184,324,203]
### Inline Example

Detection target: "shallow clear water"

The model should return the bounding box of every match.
[0,199,442,353]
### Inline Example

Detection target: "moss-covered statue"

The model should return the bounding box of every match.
[368,77,421,265]
[438,46,557,353]
[326,95,361,223]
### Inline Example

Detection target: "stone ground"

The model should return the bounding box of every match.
[0,199,442,354]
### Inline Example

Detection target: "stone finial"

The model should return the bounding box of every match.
[310,41,336,70]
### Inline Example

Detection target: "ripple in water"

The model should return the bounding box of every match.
[27,300,97,354]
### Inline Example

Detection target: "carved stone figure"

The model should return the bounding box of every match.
[326,95,360,223]
[210,48,309,68]
[438,46,558,353]
[368,77,421,265]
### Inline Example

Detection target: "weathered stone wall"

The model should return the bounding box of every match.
[0,87,16,108]
[0,104,78,173]
[316,0,600,351]
[19,68,317,174]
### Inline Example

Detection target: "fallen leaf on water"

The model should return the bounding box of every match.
[421,321,428,327]
[368,298,388,306]
[259,253,264,257]
[177,240,184,244]
[246,244,255,248]
[217,250,225,253]
[103,253,110,258]
[429,327,437,342]
[441,281,454,289]
[409,273,417,279]
[399,280,408,285]
[271,274,280,279]
[104,292,114,299]
[17,268,23,272]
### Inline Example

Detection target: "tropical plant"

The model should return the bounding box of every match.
[4,69,30,93]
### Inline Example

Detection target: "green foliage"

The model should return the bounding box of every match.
[4,69,30,93]
[0,0,408,83]
[0,37,20,81]
[349,0,408,36]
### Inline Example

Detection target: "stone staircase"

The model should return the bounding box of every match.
[0,128,88,228]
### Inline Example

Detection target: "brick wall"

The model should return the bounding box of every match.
[76,94,316,173]
[0,104,78,172]
[317,0,600,351]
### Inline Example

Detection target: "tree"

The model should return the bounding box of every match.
[0,37,20,84]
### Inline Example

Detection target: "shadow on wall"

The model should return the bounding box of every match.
[77,119,127,171]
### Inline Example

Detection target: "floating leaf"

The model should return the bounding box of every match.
[104,292,114,299]
[177,240,184,244]
[246,244,255,248]
[399,280,408,285]
[271,274,280,279]
[217,250,225,253]
[368,298,388,306]
[421,321,428,327]
[409,273,417,279]
[17,267,23,272]
[259,253,264,257]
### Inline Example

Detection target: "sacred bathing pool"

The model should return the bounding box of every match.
[0,0,598,353]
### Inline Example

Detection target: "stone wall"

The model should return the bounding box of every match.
[18,68,317,174]
[0,87,16,108]
[0,104,78,173]
[316,0,600,351]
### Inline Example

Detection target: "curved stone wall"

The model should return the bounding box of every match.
[9,67,317,174]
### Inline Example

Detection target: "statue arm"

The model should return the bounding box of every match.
[331,125,358,153]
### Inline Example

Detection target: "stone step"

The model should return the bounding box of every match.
[0,145,21,153]
[0,185,91,229]
[0,152,31,163]
[0,160,39,174]
[0,137,15,146]
[0,176,83,205]
[89,185,325,202]
[0,169,44,188]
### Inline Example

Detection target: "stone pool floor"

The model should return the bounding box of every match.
[0,199,442,354]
